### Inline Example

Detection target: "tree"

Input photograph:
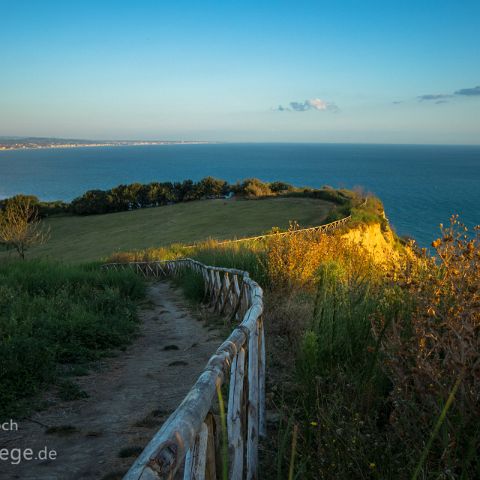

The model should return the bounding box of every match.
[196,176,228,198]
[0,197,49,259]
[70,190,111,214]
[0,194,40,211]
[175,180,194,201]
[239,178,272,198]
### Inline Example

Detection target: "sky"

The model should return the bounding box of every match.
[1,0,479,144]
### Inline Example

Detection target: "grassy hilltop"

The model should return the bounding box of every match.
[0,193,336,418]
[0,196,334,262]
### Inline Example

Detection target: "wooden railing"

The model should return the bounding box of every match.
[210,214,351,246]
[211,197,369,246]
[101,259,265,480]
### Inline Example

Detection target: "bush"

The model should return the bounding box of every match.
[235,178,273,198]
[374,216,480,476]
[349,196,386,228]
[269,181,294,193]
[263,216,479,479]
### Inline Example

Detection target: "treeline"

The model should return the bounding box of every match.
[0,195,68,218]
[1,177,353,217]
[70,177,229,215]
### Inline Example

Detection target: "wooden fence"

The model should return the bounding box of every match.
[188,214,352,247]
[213,196,371,246]
[101,259,265,480]
[100,213,357,478]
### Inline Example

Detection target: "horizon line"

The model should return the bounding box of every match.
[1,136,480,148]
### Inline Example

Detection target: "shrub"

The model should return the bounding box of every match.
[0,195,50,259]
[349,195,386,228]
[375,216,480,476]
[236,178,273,198]
[269,181,294,193]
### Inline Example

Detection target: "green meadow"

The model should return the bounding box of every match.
[0,197,334,262]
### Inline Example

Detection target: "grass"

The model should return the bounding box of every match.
[57,379,89,401]
[1,187,473,477]
[0,197,335,263]
[285,265,408,478]
[0,259,145,420]
[162,216,478,479]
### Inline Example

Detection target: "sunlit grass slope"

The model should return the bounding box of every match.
[2,197,334,262]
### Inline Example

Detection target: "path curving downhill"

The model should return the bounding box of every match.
[0,282,223,480]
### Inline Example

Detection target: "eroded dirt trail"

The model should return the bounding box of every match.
[0,282,222,480]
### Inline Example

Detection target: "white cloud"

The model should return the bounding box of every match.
[276,98,338,112]
[307,98,329,110]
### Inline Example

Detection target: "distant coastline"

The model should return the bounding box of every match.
[1,143,478,247]
[0,138,213,151]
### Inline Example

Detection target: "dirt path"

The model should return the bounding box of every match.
[0,282,223,480]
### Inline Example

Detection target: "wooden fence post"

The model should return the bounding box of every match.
[184,422,209,480]
[101,259,264,480]
[204,413,217,480]
[227,348,246,480]
[247,321,259,480]
[258,317,266,438]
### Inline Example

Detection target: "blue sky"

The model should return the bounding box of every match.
[1,0,479,143]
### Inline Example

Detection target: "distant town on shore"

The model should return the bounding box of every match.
[0,137,212,151]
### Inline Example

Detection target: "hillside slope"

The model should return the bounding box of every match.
[0,197,334,262]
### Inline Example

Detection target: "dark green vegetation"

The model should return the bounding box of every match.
[70,177,229,215]
[0,177,352,217]
[0,194,68,217]
[0,260,144,419]
[0,197,335,262]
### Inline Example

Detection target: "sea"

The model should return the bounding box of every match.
[0,143,479,247]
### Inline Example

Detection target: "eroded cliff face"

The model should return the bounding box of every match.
[342,222,401,265]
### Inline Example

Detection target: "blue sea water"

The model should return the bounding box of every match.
[0,143,479,246]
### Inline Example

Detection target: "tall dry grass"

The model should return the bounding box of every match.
[374,216,480,476]
[105,213,479,478]
[264,221,382,291]
[259,217,479,478]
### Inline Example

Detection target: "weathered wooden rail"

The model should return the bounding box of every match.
[213,197,368,246]
[101,259,265,480]
[210,214,351,246]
